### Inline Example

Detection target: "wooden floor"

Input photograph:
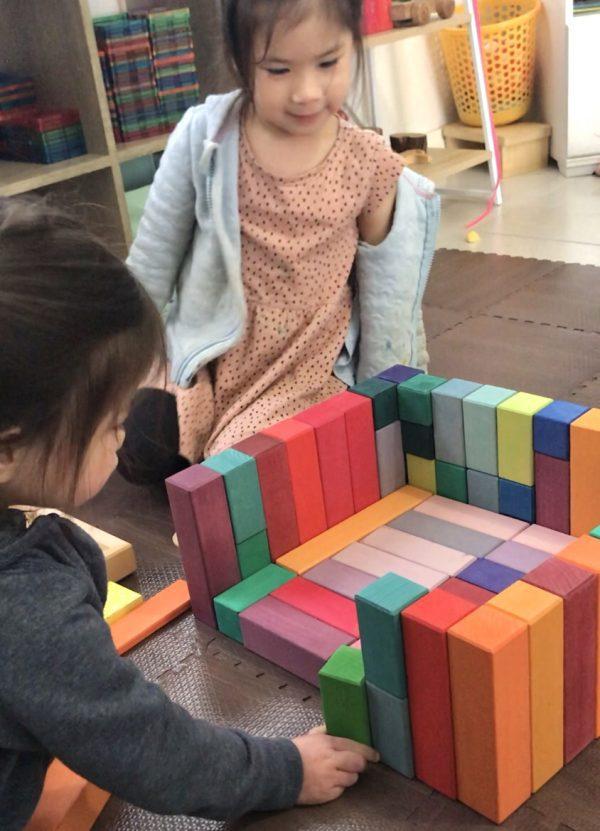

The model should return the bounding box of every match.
[81,250,600,831]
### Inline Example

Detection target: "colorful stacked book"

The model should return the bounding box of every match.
[0,73,37,126]
[0,109,86,164]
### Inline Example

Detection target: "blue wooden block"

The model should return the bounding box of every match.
[533,401,589,460]
[457,558,524,594]
[432,378,482,467]
[467,469,499,513]
[366,682,414,778]
[499,478,536,523]
[377,364,423,384]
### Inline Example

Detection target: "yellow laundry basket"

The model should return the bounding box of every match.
[440,1,540,127]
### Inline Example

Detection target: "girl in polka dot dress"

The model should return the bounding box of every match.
[123,0,437,483]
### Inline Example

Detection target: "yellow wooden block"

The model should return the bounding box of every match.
[103,581,143,624]
[488,581,564,792]
[406,454,437,494]
[497,393,553,486]
[276,486,430,574]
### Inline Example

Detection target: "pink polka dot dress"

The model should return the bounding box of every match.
[176,119,404,462]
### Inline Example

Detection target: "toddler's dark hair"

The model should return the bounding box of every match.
[0,196,165,499]
[223,0,364,97]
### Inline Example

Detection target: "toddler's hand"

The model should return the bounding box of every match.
[292,725,379,805]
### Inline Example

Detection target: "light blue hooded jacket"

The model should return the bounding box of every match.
[127,90,440,388]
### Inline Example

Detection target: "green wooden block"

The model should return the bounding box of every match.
[213,563,294,642]
[435,460,468,503]
[591,525,600,540]
[397,374,446,426]
[350,377,398,429]
[356,573,427,698]
[401,420,435,459]
[319,645,372,746]
[406,454,437,493]
[237,530,271,579]
[203,448,266,543]
[367,682,414,777]
[463,385,516,476]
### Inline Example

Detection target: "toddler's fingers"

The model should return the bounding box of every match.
[334,750,368,774]
[331,736,379,762]
[308,724,326,735]
[335,770,360,789]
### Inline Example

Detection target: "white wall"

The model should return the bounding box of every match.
[88,0,122,15]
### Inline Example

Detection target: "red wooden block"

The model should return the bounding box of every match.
[166,466,239,626]
[327,391,381,511]
[271,575,359,637]
[234,433,300,559]
[438,576,495,607]
[534,452,570,534]
[524,557,598,763]
[293,401,354,527]
[402,589,479,799]
[262,418,327,543]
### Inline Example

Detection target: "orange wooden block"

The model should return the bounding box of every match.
[448,604,531,824]
[25,760,109,831]
[276,486,430,574]
[557,533,600,737]
[570,408,600,536]
[110,579,191,655]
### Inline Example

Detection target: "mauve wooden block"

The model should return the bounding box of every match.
[303,558,376,600]
[534,452,570,534]
[239,596,354,686]
[486,541,552,572]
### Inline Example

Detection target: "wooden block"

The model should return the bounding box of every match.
[463,385,516,476]
[467,469,500,513]
[336,541,448,589]
[523,557,597,762]
[239,595,353,686]
[432,378,481,466]
[213,564,294,643]
[535,452,570,534]
[234,433,299,558]
[103,581,143,624]
[458,558,523,594]
[402,589,478,798]
[448,605,531,824]
[236,530,271,579]
[401,420,435,459]
[442,121,551,178]
[375,421,406,496]
[293,401,354,527]
[319,645,371,746]
[355,572,427,697]
[166,465,240,626]
[556,534,600,737]
[110,580,191,655]
[440,576,495,606]
[512,524,576,554]
[276,486,429,574]
[415,494,528,539]
[487,541,551,572]
[362,525,475,576]
[497,392,553,487]
[271,576,359,637]
[570,408,600,537]
[435,461,468,503]
[489,581,564,791]
[591,524,600,539]
[304,557,376,599]
[397,373,446,426]
[202,449,266,543]
[389,510,503,557]
[350,376,399,429]
[24,760,109,831]
[533,400,589,460]
[498,478,536,523]
[262,418,327,543]
[328,391,381,511]
[406,454,436,493]
[366,682,414,777]
[377,364,423,385]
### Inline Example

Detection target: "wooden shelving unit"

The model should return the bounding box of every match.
[363,10,470,47]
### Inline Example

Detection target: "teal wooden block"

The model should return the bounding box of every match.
[591,525,600,540]
[432,379,481,467]
[367,682,414,777]
[396,374,446,427]
[236,530,271,579]
[467,469,500,513]
[213,563,294,642]
[401,420,435,459]
[319,645,372,746]
[356,573,427,698]
[435,460,468,503]
[350,377,399,429]
[203,448,266,543]
[463,385,515,476]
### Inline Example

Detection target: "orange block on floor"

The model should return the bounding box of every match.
[110,579,191,655]
[448,604,531,824]
[557,534,600,737]
[24,760,109,831]
[271,576,359,637]
[570,408,600,536]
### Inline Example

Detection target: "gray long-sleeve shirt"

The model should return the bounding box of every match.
[0,509,303,829]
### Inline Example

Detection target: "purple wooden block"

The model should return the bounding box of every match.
[304,558,377,600]
[377,364,424,384]
[486,541,552,573]
[535,452,570,534]
[457,558,524,594]
[239,596,354,686]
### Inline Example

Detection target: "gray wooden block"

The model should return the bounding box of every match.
[388,510,502,558]
[375,421,406,496]
[432,379,482,467]
[467,469,500,513]
[367,681,414,778]
[463,385,516,475]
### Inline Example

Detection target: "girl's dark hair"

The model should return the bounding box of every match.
[0,196,165,498]
[223,0,364,97]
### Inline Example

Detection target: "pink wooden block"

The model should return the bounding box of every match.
[512,524,576,554]
[414,495,528,540]
[362,526,474,576]
[303,558,376,600]
[334,542,447,590]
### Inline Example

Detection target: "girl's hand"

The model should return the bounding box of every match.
[292,725,379,805]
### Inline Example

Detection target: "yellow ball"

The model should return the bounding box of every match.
[466,230,480,244]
